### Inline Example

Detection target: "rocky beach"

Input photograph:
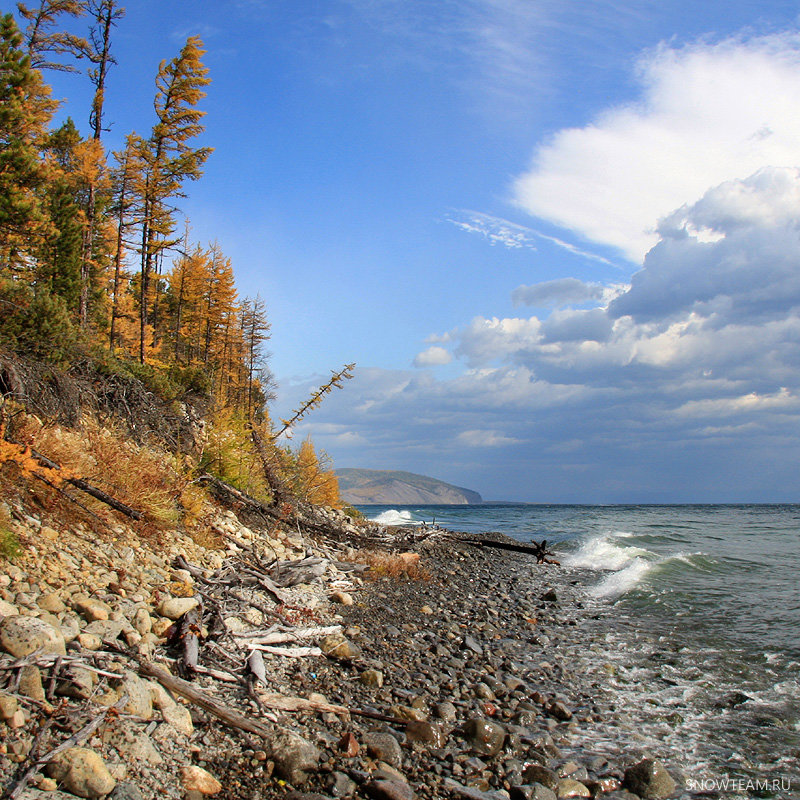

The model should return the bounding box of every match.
[0,499,681,800]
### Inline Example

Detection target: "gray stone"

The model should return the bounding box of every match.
[521,766,559,793]
[555,778,591,798]
[623,759,677,799]
[109,782,144,800]
[363,732,403,767]
[269,729,321,785]
[433,701,457,723]
[328,771,358,797]
[364,780,416,800]
[321,633,361,660]
[73,597,111,622]
[405,720,447,747]
[56,664,97,699]
[18,665,46,702]
[156,597,198,620]
[463,634,483,654]
[510,785,557,800]
[360,669,384,688]
[103,719,162,765]
[0,614,66,657]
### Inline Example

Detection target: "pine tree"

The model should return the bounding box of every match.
[136,36,212,363]
[0,13,58,273]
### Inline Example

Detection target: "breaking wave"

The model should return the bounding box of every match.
[369,509,421,526]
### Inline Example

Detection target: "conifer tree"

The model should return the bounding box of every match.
[16,0,88,72]
[0,13,58,273]
[78,0,123,327]
[136,36,212,363]
[108,135,142,348]
[240,295,271,415]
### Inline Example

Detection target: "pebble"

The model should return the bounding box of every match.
[179,765,222,795]
[156,596,199,620]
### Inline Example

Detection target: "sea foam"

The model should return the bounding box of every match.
[369,509,421,526]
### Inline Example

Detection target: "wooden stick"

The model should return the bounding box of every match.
[136,660,276,740]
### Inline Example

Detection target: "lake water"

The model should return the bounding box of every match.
[358,504,800,798]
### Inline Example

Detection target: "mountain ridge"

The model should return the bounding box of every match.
[336,468,483,505]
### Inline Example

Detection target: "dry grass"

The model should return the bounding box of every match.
[4,411,217,535]
[351,548,432,582]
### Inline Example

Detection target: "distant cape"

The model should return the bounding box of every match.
[336,468,483,505]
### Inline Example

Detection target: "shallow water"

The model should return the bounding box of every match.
[360,504,800,798]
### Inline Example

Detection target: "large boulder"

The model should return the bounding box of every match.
[623,759,677,799]
[46,747,116,799]
[0,615,66,658]
[269,729,321,785]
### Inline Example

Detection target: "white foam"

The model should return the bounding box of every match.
[563,532,650,571]
[591,557,652,598]
[369,509,421,526]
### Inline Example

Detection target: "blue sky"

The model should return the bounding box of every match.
[43,0,800,502]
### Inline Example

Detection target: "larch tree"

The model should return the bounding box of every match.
[0,13,58,274]
[136,36,212,363]
[77,0,123,327]
[108,134,143,348]
[240,295,271,416]
[16,0,88,72]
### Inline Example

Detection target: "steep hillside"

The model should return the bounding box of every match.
[336,468,482,505]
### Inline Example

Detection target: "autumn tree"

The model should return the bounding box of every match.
[78,0,123,326]
[136,36,212,363]
[108,134,143,348]
[16,0,87,72]
[0,13,58,273]
[293,437,342,507]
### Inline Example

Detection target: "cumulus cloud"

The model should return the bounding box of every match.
[512,277,607,308]
[413,346,453,367]
[289,167,800,500]
[513,32,800,262]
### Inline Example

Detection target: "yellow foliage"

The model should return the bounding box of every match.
[4,413,212,532]
[291,437,342,507]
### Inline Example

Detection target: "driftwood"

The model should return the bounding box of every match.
[249,644,323,658]
[255,689,350,719]
[455,535,560,565]
[235,625,341,645]
[137,659,277,741]
[166,606,202,678]
[270,556,329,588]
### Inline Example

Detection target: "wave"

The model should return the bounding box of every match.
[564,531,710,599]
[369,509,422,526]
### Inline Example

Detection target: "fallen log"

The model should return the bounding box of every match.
[28,447,142,520]
[451,535,560,565]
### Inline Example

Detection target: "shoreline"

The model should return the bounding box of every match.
[0,503,763,800]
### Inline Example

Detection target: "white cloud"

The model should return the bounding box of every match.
[447,210,618,266]
[513,32,800,262]
[456,429,520,447]
[413,345,453,367]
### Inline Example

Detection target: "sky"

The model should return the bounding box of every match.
[41,0,800,502]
